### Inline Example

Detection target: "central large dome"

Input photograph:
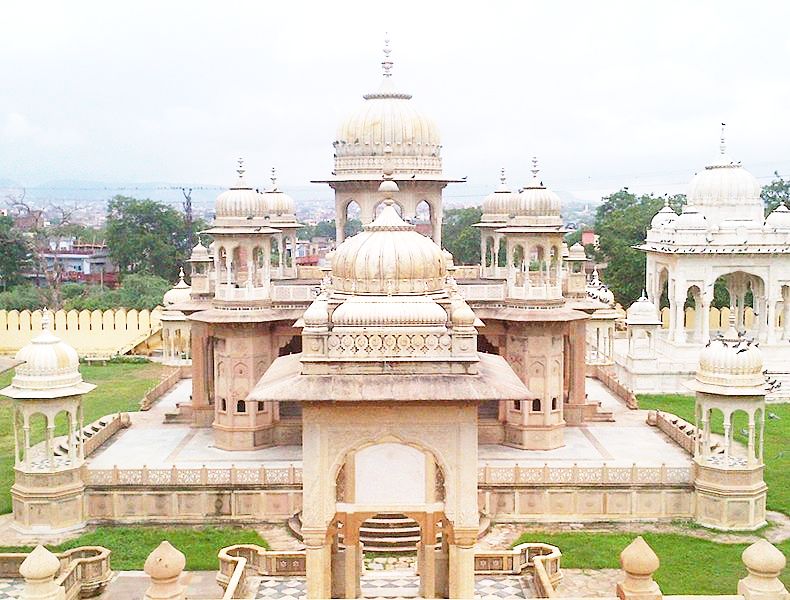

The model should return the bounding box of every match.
[331,200,447,294]
[333,43,442,175]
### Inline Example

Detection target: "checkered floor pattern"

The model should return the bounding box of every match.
[0,579,22,600]
[256,573,529,599]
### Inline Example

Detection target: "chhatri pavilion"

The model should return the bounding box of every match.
[0,43,775,599]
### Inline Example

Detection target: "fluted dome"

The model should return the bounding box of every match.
[765,204,790,229]
[626,293,661,325]
[1,314,95,399]
[566,243,587,262]
[481,169,513,221]
[333,43,441,175]
[163,268,191,306]
[650,202,678,229]
[263,169,296,218]
[512,160,562,222]
[215,167,267,220]
[190,241,210,262]
[693,325,765,395]
[687,139,763,226]
[331,200,446,295]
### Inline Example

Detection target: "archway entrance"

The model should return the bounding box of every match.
[327,441,451,598]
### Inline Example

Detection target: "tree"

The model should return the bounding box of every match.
[761,171,790,215]
[297,219,361,241]
[442,207,482,265]
[106,195,203,281]
[0,285,52,311]
[0,215,33,290]
[594,189,685,307]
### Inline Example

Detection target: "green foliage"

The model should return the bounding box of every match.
[564,230,582,246]
[761,171,790,215]
[594,190,685,306]
[0,285,52,310]
[511,531,790,593]
[0,215,33,290]
[442,207,482,265]
[0,526,268,570]
[0,362,167,513]
[106,195,201,281]
[639,394,790,515]
[63,274,169,311]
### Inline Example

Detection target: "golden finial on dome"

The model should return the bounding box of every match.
[382,33,393,78]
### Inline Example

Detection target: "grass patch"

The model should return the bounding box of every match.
[513,531,790,593]
[0,525,268,571]
[639,394,790,515]
[0,362,168,514]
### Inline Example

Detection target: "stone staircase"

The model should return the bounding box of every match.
[287,512,491,553]
[53,415,115,457]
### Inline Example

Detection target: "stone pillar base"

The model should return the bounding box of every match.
[504,422,564,450]
[12,465,86,538]
[694,462,767,531]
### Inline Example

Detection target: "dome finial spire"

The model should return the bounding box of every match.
[382,33,393,78]
[530,156,540,182]
[720,122,727,155]
[270,167,278,191]
[236,157,245,180]
[41,309,51,332]
[500,167,506,186]
[178,267,185,283]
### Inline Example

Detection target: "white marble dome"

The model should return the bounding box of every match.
[335,77,440,163]
[190,241,210,262]
[674,204,708,229]
[650,203,678,229]
[567,243,587,262]
[215,169,267,220]
[331,199,446,295]
[163,268,191,306]
[696,326,765,393]
[626,294,661,325]
[512,160,562,221]
[2,314,95,399]
[765,204,790,229]
[481,170,513,220]
[687,143,763,225]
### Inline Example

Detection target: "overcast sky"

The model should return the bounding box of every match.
[2,0,789,202]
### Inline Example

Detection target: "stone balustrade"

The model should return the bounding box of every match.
[457,282,507,301]
[140,367,185,411]
[653,411,697,455]
[3,545,112,600]
[478,463,694,486]
[593,365,639,409]
[84,464,301,486]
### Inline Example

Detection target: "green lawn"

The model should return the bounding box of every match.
[513,531,790,594]
[0,362,168,514]
[0,525,268,571]
[639,394,790,515]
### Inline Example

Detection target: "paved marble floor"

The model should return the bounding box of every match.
[0,579,21,600]
[256,572,530,599]
[87,378,691,471]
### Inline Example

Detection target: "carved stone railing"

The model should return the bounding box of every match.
[478,463,694,486]
[84,464,302,486]
[272,284,318,302]
[457,283,506,301]
[83,412,131,457]
[218,545,307,598]
[218,543,561,598]
[653,410,697,455]
[0,546,112,599]
[140,367,183,410]
[593,364,639,409]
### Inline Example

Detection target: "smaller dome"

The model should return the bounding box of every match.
[674,204,707,230]
[303,294,329,327]
[189,241,210,262]
[566,243,587,262]
[2,313,95,399]
[512,158,561,221]
[215,162,267,220]
[693,324,765,395]
[163,268,191,306]
[765,204,790,229]
[650,201,678,229]
[626,293,661,325]
[481,169,513,219]
[451,302,476,327]
[264,168,296,218]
